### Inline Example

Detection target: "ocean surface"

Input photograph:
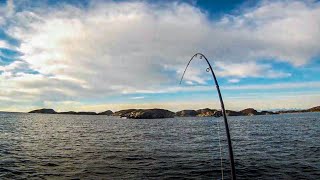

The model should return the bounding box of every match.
[0,112,319,179]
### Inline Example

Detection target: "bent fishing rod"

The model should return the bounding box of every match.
[180,53,236,180]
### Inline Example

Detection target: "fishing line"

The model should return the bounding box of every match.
[216,119,224,180]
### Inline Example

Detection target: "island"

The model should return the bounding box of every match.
[28,106,320,119]
[112,109,175,119]
[98,110,113,115]
[29,109,104,116]
[29,108,57,114]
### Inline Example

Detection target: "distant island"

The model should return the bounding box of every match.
[28,106,320,119]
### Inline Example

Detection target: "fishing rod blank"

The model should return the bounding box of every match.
[180,53,236,180]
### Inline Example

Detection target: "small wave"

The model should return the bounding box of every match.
[43,162,59,167]
[124,156,156,161]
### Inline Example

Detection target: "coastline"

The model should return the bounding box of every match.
[24,106,320,119]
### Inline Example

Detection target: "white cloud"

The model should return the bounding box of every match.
[6,0,14,17]
[215,61,291,78]
[106,82,320,95]
[0,40,11,49]
[228,79,240,83]
[217,0,320,66]
[223,81,320,90]
[130,96,145,100]
[0,0,320,111]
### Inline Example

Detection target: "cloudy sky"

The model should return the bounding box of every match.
[0,0,319,112]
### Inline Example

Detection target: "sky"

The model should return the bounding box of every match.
[0,0,319,112]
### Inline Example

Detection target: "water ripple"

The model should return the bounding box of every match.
[0,112,319,179]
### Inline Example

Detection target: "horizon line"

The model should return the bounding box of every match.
[1,105,319,114]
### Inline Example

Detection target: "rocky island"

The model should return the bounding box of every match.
[175,108,276,117]
[30,109,106,116]
[113,109,175,119]
[29,108,57,114]
[28,106,320,119]
[277,106,320,114]
[98,110,113,115]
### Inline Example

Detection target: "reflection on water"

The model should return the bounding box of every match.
[0,112,319,179]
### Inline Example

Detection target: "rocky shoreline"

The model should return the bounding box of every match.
[28,106,320,119]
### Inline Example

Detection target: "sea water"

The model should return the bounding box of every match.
[0,112,319,179]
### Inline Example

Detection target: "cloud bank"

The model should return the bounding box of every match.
[0,0,320,111]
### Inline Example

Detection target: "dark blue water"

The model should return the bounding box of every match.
[0,112,319,179]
